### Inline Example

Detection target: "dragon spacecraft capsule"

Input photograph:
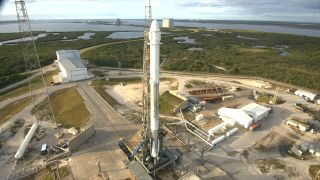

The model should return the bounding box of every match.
[149,20,161,158]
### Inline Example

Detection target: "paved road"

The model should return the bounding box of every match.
[69,82,140,180]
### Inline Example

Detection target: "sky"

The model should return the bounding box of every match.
[0,0,319,23]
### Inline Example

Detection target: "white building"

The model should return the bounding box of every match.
[56,50,93,83]
[294,90,318,102]
[56,50,81,60]
[162,18,174,28]
[218,108,253,129]
[240,103,271,122]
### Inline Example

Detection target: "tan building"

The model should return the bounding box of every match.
[162,18,174,28]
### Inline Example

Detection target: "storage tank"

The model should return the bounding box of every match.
[15,122,38,159]
[211,135,225,146]
[208,122,228,135]
[195,114,204,121]
[226,128,238,137]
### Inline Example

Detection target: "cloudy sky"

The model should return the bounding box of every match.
[0,0,319,23]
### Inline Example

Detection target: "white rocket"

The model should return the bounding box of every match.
[149,20,161,158]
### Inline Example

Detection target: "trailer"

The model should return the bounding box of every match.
[203,96,222,103]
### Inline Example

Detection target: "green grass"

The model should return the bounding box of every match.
[0,70,58,102]
[34,165,70,180]
[256,94,285,105]
[92,86,119,107]
[0,96,32,125]
[91,70,105,77]
[238,47,272,53]
[184,80,218,89]
[58,166,69,177]
[0,73,31,89]
[46,87,90,129]
[309,165,320,180]
[256,158,286,173]
[159,91,185,115]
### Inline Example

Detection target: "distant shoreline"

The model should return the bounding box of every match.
[0,20,319,37]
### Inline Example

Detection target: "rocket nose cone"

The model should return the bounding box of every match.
[150,20,160,32]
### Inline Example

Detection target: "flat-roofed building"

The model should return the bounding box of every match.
[240,103,271,122]
[56,50,81,60]
[218,107,253,129]
[56,50,93,83]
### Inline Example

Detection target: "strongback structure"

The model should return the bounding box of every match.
[141,0,153,166]
[14,0,55,123]
[121,0,178,177]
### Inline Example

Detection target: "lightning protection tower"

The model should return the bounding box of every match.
[15,0,56,123]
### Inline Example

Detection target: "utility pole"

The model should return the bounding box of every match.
[273,87,280,105]
[15,0,56,123]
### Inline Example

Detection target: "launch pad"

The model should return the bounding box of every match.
[119,137,179,177]
[117,1,179,178]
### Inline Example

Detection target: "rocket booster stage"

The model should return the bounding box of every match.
[149,20,161,158]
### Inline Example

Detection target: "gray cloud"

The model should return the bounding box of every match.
[179,0,320,22]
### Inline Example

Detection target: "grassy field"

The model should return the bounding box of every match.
[0,70,58,102]
[159,91,185,115]
[0,96,32,125]
[309,165,320,180]
[47,87,91,129]
[34,165,70,180]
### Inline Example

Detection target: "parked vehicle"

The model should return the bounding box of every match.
[249,121,262,131]
[40,144,48,155]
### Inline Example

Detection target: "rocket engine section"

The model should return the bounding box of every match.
[149,20,161,158]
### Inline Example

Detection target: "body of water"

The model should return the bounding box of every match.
[0,33,47,46]
[107,32,144,39]
[123,20,320,37]
[0,32,96,45]
[0,20,319,37]
[0,22,144,33]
